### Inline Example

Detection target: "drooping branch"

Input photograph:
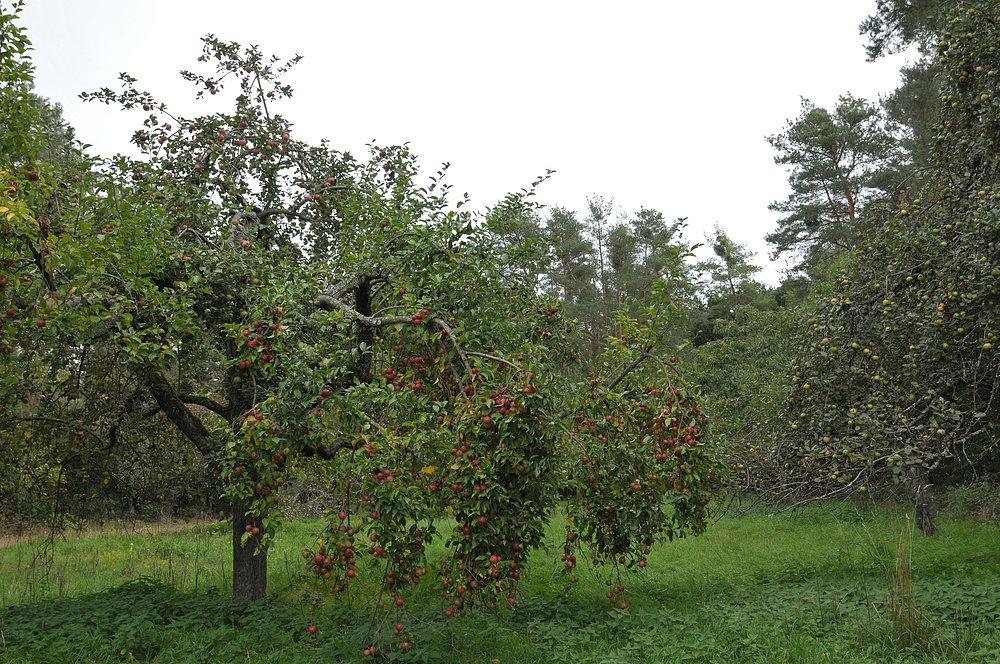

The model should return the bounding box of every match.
[640,352,678,393]
[229,184,350,228]
[437,337,464,392]
[552,345,655,422]
[178,226,217,248]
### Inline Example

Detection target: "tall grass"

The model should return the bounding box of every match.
[0,518,324,604]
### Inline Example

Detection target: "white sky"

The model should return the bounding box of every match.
[20,1,914,285]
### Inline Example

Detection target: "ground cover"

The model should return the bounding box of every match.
[0,504,997,663]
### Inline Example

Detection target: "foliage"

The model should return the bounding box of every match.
[860,0,949,60]
[766,95,903,274]
[696,225,762,310]
[690,305,798,491]
[938,480,1000,519]
[883,58,945,176]
[690,226,773,346]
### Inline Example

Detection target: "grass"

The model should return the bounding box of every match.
[0,518,321,604]
[0,503,998,662]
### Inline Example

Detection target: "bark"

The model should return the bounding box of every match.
[354,277,375,384]
[224,343,269,601]
[232,500,268,601]
[907,465,936,536]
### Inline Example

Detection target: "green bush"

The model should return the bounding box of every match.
[939,481,1000,520]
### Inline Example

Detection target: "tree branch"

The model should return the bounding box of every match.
[433,317,471,376]
[301,438,354,461]
[315,293,415,327]
[606,344,655,392]
[180,393,230,419]
[145,372,219,457]
[178,226,217,248]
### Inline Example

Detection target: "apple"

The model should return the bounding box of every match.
[308,625,317,634]
[35,319,45,327]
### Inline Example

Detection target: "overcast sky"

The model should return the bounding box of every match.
[20,1,913,284]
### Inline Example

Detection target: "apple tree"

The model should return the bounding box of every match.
[763,0,1000,534]
[1,6,721,623]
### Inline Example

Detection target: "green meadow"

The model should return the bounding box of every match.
[1,503,998,663]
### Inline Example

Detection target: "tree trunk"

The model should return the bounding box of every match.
[906,465,936,536]
[232,501,267,601]
[145,372,270,596]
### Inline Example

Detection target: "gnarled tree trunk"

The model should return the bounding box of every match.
[907,465,936,536]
